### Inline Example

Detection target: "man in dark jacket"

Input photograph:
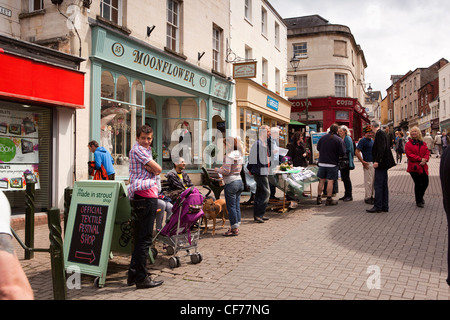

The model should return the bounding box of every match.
[439,145,450,286]
[165,157,193,192]
[316,124,345,206]
[247,125,271,223]
[366,121,396,213]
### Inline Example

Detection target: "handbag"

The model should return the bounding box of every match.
[339,154,350,170]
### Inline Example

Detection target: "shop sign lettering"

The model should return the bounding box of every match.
[132,50,196,87]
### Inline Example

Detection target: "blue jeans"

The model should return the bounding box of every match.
[224,180,244,229]
[374,168,389,211]
[253,174,270,218]
[129,196,157,283]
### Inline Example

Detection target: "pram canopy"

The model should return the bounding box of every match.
[160,187,204,238]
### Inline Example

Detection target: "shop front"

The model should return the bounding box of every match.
[89,23,233,179]
[290,97,369,141]
[0,35,84,213]
[235,79,291,152]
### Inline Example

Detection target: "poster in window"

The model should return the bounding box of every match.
[0,109,40,190]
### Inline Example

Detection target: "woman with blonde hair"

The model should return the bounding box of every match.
[405,127,430,208]
[215,136,244,236]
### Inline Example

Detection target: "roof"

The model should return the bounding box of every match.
[284,15,329,29]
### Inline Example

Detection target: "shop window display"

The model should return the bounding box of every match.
[100,71,144,177]
[162,98,207,171]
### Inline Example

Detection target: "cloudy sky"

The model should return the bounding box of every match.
[270,0,450,97]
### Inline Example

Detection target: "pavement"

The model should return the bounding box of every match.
[12,152,450,301]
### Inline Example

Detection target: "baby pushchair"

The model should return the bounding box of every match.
[153,186,204,268]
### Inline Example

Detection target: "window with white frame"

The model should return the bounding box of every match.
[275,68,280,93]
[274,22,280,48]
[167,0,180,52]
[335,74,346,97]
[296,75,308,99]
[262,58,268,86]
[414,100,418,115]
[293,43,307,58]
[30,0,43,12]
[212,26,222,72]
[245,46,252,61]
[100,0,122,25]
[261,7,267,36]
[245,0,252,21]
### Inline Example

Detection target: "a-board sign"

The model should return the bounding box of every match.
[64,180,128,287]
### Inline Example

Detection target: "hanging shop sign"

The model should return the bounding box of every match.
[232,61,257,79]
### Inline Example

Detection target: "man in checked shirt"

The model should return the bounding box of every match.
[127,125,164,289]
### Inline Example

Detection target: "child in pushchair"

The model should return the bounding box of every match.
[153,186,204,268]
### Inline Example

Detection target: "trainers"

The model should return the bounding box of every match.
[325,198,338,206]
[316,196,322,205]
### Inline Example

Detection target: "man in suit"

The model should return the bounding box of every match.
[366,121,396,213]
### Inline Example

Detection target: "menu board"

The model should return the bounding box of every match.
[0,109,40,190]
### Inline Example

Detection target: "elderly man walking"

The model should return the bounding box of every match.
[366,120,396,213]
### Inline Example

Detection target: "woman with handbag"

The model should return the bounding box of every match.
[338,126,355,201]
[405,126,430,208]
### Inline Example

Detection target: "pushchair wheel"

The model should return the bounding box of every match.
[169,256,181,268]
[166,246,175,256]
[190,253,203,264]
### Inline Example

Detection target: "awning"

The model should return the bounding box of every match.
[0,50,85,109]
[289,120,305,126]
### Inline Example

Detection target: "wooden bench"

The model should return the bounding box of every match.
[201,167,224,200]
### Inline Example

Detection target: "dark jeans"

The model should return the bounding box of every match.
[409,172,429,204]
[340,169,352,197]
[374,168,389,211]
[253,174,270,218]
[129,196,157,283]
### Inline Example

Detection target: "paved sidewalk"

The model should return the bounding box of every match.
[13,153,450,300]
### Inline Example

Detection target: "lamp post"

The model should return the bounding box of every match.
[290,57,309,128]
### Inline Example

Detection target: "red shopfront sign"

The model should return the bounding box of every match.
[291,97,368,121]
[0,51,84,109]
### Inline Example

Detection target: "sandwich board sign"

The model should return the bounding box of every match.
[63,180,130,287]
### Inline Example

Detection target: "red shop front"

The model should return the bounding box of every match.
[290,97,370,141]
[0,37,84,213]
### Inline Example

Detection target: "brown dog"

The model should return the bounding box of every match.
[202,197,227,235]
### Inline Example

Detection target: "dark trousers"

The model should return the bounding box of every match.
[129,196,157,283]
[253,174,270,218]
[409,172,429,205]
[340,169,352,197]
[374,168,389,211]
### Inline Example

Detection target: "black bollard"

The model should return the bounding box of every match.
[25,182,35,260]
[47,208,67,300]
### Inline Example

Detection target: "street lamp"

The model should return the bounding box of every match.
[290,57,300,72]
[289,57,309,128]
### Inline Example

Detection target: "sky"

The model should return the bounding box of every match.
[270,0,450,97]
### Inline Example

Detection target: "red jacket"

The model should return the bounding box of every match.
[405,140,430,175]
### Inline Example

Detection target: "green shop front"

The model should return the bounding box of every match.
[89,25,233,181]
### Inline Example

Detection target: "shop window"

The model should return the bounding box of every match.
[116,75,129,102]
[100,72,144,177]
[0,101,51,214]
[101,71,114,99]
[132,80,143,106]
[161,98,205,170]
[145,96,157,115]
